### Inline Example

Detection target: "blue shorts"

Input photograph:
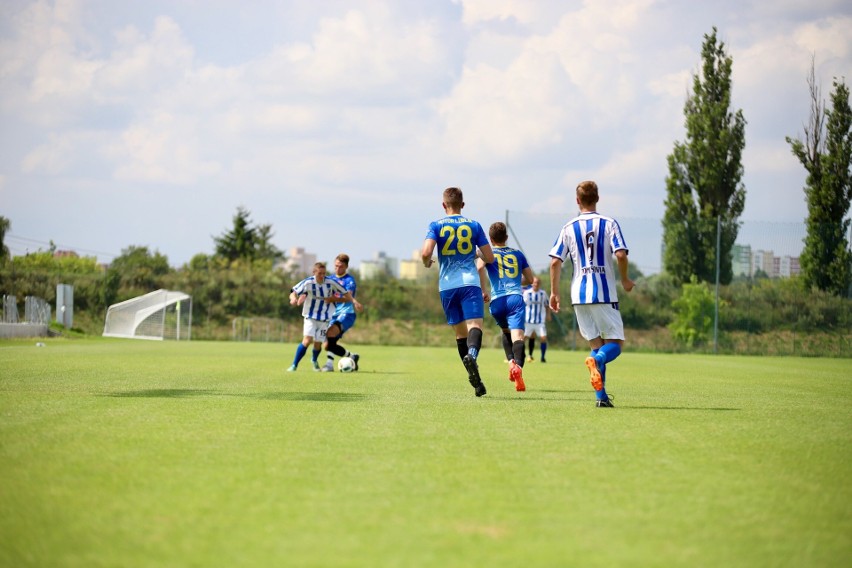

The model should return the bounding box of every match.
[440,286,484,326]
[328,313,356,336]
[489,294,526,331]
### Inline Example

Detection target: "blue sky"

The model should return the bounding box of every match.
[2,0,850,275]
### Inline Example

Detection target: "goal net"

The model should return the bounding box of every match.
[103,290,192,341]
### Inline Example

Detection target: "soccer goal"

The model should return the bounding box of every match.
[103,290,192,341]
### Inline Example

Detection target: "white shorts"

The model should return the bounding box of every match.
[302,318,329,342]
[575,304,625,341]
[524,322,547,338]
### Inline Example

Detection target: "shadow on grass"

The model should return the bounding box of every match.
[619,405,740,411]
[99,389,366,402]
[102,388,218,398]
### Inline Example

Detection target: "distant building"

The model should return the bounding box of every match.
[744,247,800,279]
[53,250,79,259]
[731,244,751,278]
[277,247,317,277]
[399,250,430,281]
[359,251,397,280]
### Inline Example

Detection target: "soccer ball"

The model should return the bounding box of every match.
[338,357,356,373]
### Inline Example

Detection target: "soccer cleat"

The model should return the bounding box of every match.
[596,395,615,408]
[312,360,321,371]
[527,356,534,362]
[321,361,334,372]
[509,361,526,392]
[585,356,604,391]
[286,365,297,372]
[462,354,487,397]
[541,357,546,363]
[352,353,360,371]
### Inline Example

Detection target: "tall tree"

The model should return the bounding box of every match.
[214,207,282,263]
[786,64,852,297]
[0,216,10,262]
[663,27,746,285]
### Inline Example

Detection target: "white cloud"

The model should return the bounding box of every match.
[1,0,850,268]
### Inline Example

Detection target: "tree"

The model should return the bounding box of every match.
[0,216,10,262]
[109,246,171,293]
[663,27,746,285]
[214,207,282,263]
[786,63,852,297]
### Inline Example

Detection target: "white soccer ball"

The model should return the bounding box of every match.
[338,357,356,373]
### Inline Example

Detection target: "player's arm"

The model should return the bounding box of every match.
[549,257,562,313]
[520,266,534,287]
[477,262,490,303]
[421,239,436,268]
[478,243,494,264]
[615,249,635,292]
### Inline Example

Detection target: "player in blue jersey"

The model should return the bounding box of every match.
[286,262,353,372]
[321,253,364,372]
[548,180,635,407]
[421,187,495,397]
[523,277,551,362]
[477,222,535,392]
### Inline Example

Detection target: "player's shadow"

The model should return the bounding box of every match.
[102,388,217,398]
[99,389,366,402]
[241,392,367,402]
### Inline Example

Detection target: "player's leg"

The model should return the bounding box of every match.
[577,306,606,393]
[539,330,548,362]
[590,305,625,407]
[311,340,322,371]
[527,334,536,362]
[323,321,344,371]
[288,334,312,371]
[506,296,527,391]
[459,286,486,397]
[524,322,535,362]
[501,332,513,362]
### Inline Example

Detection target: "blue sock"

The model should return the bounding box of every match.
[293,343,308,367]
[541,342,547,360]
[595,344,621,400]
[597,342,621,365]
[312,348,321,363]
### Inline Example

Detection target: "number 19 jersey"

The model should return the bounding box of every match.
[548,212,628,305]
[425,214,489,292]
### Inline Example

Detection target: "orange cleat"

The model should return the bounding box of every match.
[585,356,603,391]
[509,360,526,391]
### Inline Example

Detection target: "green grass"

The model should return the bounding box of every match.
[0,338,850,567]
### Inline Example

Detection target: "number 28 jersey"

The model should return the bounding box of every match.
[548,212,628,305]
[425,214,489,292]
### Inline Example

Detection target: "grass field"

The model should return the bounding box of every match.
[1,338,850,567]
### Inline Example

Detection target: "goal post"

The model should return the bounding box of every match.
[103,290,192,341]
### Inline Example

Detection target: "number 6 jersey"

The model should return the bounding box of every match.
[548,212,629,305]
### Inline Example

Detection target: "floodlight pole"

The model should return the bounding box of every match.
[714,215,721,354]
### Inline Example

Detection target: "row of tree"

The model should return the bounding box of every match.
[663,28,851,297]
[1,27,850,346]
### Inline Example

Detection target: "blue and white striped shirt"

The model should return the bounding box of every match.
[548,212,628,305]
[291,276,348,321]
[523,288,549,324]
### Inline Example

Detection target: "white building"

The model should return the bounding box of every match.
[359,251,398,280]
[277,247,317,277]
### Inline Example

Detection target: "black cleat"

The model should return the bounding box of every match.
[596,396,615,408]
[352,353,360,371]
[462,354,487,397]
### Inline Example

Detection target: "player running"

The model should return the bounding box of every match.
[321,253,364,372]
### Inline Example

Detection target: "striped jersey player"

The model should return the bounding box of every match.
[286,262,352,372]
[548,180,634,407]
